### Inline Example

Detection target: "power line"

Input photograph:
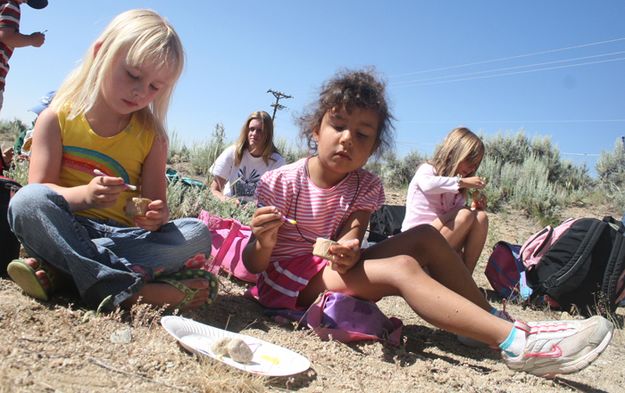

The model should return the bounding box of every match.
[392,50,625,87]
[390,36,625,79]
[561,152,601,157]
[393,56,625,87]
[401,119,625,124]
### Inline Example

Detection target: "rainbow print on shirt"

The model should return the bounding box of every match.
[62,146,131,184]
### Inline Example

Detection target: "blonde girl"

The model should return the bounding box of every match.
[210,110,285,203]
[402,128,488,273]
[7,9,217,311]
[243,69,612,378]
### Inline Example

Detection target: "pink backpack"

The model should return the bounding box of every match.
[198,210,258,283]
[520,218,578,269]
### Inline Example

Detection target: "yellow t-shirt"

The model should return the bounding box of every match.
[58,108,155,226]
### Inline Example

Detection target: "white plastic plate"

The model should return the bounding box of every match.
[160,315,310,376]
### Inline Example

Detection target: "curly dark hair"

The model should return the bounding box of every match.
[298,68,394,157]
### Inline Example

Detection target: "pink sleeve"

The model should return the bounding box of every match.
[415,163,459,194]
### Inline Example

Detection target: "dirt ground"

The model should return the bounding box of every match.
[1,202,624,393]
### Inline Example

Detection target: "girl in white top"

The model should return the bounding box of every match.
[210,111,285,203]
[401,128,488,273]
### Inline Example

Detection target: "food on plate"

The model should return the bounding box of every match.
[227,338,254,363]
[210,337,254,364]
[211,337,231,357]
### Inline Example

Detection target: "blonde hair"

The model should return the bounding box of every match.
[50,9,184,140]
[431,127,484,185]
[234,111,280,166]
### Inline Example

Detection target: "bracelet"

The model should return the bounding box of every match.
[455,175,461,187]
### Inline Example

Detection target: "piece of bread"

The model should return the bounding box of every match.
[312,237,337,260]
[125,197,152,217]
[226,338,253,363]
[211,337,231,357]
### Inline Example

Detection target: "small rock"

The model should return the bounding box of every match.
[82,310,96,323]
[110,326,132,344]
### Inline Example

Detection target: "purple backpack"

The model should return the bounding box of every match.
[303,291,403,346]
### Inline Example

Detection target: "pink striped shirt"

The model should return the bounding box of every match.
[252,158,384,309]
[0,0,20,91]
[256,158,385,262]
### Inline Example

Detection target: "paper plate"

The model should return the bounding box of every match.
[160,316,310,376]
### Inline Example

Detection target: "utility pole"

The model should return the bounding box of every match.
[267,89,293,121]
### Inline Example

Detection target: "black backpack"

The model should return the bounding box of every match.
[525,216,625,317]
[367,205,406,243]
[1,176,21,277]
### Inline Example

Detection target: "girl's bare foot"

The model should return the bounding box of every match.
[24,258,52,292]
[124,278,211,310]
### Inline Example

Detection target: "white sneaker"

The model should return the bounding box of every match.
[457,307,515,347]
[502,316,614,377]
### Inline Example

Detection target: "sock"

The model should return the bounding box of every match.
[499,325,527,357]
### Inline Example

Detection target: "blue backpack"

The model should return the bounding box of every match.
[484,241,532,301]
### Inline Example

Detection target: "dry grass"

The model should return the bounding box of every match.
[1,201,624,392]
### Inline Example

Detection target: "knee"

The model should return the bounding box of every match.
[407,224,448,249]
[9,184,52,214]
[456,208,476,225]
[173,218,212,253]
[392,254,425,278]
[417,223,446,243]
[8,184,58,229]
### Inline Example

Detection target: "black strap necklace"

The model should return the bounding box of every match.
[291,158,360,244]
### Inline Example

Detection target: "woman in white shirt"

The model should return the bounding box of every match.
[210,111,285,203]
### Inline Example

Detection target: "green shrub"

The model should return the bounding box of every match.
[3,158,29,185]
[370,150,427,189]
[508,155,566,225]
[275,137,308,164]
[478,133,592,223]
[166,181,254,224]
[189,123,227,177]
[484,132,531,166]
[167,130,190,164]
[0,119,27,143]
[596,137,625,209]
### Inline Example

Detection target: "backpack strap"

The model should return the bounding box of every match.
[601,216,625,310]
[211,219,242,268]
[542,219,606,290]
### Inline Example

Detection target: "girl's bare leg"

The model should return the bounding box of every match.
[363,224,491,310]
[462,210,488,273]
[123,278,210,310]
[431,208,485,273]
[432,208,473,250]
[300,251,512,346]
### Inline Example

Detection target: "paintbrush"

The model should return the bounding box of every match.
[257,203,297,225]
[92,169,137,191]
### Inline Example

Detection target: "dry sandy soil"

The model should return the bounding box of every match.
[1,198,624,393]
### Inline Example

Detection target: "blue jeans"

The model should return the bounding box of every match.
[8,184,212,309]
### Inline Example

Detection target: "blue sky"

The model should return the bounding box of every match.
[2,1,624,176]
